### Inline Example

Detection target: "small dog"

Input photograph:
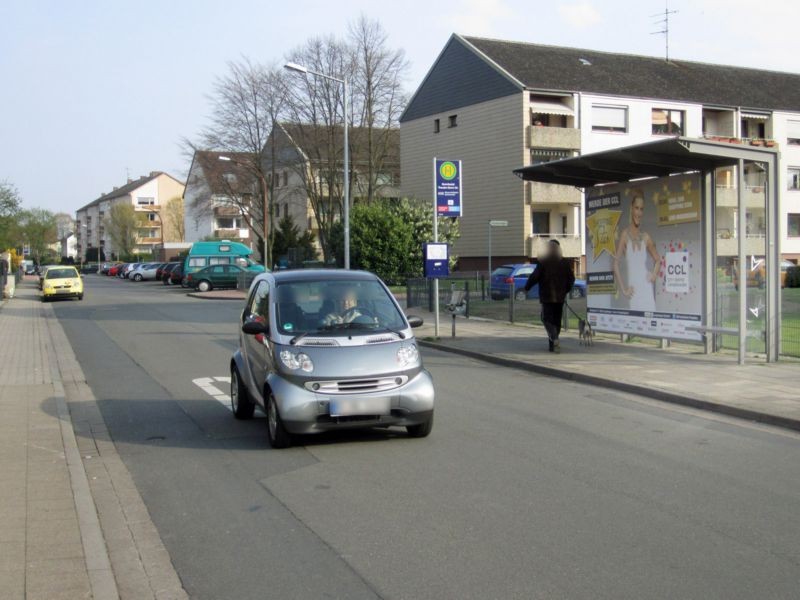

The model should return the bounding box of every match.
[578,318,594,346]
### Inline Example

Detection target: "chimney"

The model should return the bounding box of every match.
[150,171,159,177]
[127,178,132,184]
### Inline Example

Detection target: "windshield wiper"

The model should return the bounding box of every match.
[319,322,405,339]
[289,329,323,345]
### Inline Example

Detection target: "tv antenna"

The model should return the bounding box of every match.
[651,2,678,62]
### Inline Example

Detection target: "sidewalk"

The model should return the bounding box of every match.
[412,309,800,432]
[0,281,186,599]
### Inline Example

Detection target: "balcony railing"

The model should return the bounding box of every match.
[704,135,777,148]
[214,228,250,239]
[528,125,580,150]
[715,185,768,208]
[529,234,581,258]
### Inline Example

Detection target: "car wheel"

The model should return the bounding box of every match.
[230,367,255,419]
[406,413,434,438]
[78,294,83,300]
[514,290,527,301]
[180,277,188,288]
[134,274,143,282]
[266,393,291,449]
[41,296,48,303]
[197,280,212,293]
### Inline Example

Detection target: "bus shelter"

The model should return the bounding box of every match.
[514,137,780,363]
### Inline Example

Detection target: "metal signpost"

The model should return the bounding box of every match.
[432,158,463,337]
[487,220,508,284]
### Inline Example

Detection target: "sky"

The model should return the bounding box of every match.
[0,0,796,217]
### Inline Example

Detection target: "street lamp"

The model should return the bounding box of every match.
[218,155,269,268]
[284,61,350,269]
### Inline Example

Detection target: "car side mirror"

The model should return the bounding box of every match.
[407,315,424,328]
[242,320,268,335]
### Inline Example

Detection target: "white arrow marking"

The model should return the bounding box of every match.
[750,256,764,272]
[749,307,759,318]
[192,377,232,410]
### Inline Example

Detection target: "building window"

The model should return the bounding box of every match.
[788,120,800,146]
[283,203,289,218]
[592,105,628,133]
[216,217,240,229]
[789,168,800,191]
[652,108,684,135]
[789,214,800,237]
[137,197,155,205]
[530,148,572,165]
[147,213,157,221]
[532,211,550,235]
[448,114,458,128]
[282,171,288,186]
[434,119,440,133]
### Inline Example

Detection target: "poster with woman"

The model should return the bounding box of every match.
[584,173,703,341]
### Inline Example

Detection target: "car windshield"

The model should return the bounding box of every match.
[492,267,513,278]
[45,268,78,279]
[275,279,406,336]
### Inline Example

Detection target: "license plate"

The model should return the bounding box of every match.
[329,397,391,417]
[56,289,70,294]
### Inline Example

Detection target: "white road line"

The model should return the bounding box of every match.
[192,377,232,411]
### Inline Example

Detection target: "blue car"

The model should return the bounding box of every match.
[490,263,586,300]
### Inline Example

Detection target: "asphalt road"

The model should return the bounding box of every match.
[54,275,800,599]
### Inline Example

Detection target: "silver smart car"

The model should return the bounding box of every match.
[230,270,434,448]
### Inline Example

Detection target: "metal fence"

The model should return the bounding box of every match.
[236,271,259,291]
[406,276,586,331]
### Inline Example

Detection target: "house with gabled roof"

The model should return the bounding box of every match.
[75,171,185,260]
[400,34,800,271]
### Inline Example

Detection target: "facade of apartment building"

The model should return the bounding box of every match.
[400,35,800,271]
[269,123,401,257]
[75,172,185,259]
[184,151,261,249]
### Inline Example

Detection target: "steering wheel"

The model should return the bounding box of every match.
[343,307,375,322]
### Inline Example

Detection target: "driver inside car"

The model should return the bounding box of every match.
[320,287,364,326]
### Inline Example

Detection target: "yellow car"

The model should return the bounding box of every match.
[41,266,84,302]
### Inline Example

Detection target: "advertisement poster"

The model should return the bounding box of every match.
[434,158,463,217]
[584,174,703,341]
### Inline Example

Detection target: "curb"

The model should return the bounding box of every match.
[42,307,120,600]
[418,339,800,433]
[186,291,246,301]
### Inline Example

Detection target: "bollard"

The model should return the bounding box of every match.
[452,313,456,337]
[465,281,470,318]
[481,274,485,301]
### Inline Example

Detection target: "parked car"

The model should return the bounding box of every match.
[122,263,141,279]
[130,263,161,282]
[159,262,179,284]
[41,266,83,301]
[168,263,184,285]
[186,264,246,292]
[183,240,265,283]
[231,270,433,448]
[155,262,174,280]
[107,264,123,277]
[490,263,586,300]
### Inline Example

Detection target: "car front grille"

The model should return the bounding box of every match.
[305,375,408,395]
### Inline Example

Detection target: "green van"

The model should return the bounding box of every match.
[182,241,266,286]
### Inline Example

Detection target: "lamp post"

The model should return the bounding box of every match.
[284,61,350,269]
[218,155,269,268]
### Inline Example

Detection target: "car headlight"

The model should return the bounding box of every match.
[279,350,314,372]
[396,344,419,367]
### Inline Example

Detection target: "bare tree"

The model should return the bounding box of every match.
[105,203,138,259]
[163,196,185,241]
[16,208,57,265]
[348,15,407,203]
[193,59,287,266]
[282,35,354,262]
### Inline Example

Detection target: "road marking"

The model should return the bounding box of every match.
[192,377,232,410]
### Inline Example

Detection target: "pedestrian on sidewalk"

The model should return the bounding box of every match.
[524,239,575,352]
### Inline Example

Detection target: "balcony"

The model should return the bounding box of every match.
[528,126,580,150]
[214,228,250,239]
[135,204,161,211]
[715,185,767,208]
[214,206,241,217]
[704,135,777,148]
[529,234,581,258]
[527,181,582,205]
[135,237,162,245]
